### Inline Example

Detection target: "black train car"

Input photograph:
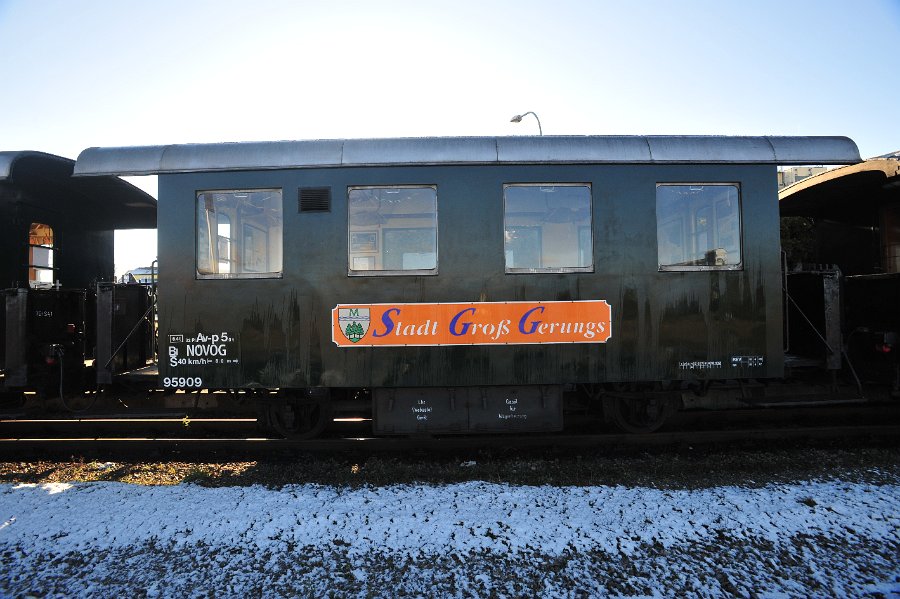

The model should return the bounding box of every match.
[0,151,156,396]
[780,157,900,395]
[75,136,859,434]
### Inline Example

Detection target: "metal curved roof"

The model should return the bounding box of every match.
[779,158,900,221]
[0,150,157,229]
[74,135,861,176]
[0,150,74,180]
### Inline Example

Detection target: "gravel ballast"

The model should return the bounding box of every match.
[1,442,898,597]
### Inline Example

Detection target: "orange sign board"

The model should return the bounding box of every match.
[332,300,611,347]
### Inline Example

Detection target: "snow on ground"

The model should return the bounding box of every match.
[1,479,898,597]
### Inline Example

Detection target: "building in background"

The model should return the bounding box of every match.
[123,266,157,284]
[778,166,830,189]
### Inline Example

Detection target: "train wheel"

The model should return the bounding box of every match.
[265,395,332,440]
[606,395,674,434]
[60,389,99,413]
[0,389,26,410]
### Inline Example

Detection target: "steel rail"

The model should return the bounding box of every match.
[1,424,898,460]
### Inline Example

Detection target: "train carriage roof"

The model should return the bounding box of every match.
[73,135,861,176]
[0,150,156,229]
[779,158,900,222]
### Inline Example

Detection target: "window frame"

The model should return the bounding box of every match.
[502,182,594,274]
[28,222,56,288]
[195,187,284,280]
[347,184,439,277]
[655,182,743,272]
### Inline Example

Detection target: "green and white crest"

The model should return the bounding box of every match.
[338,308,370,343]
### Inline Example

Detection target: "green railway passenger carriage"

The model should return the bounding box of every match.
[68,135,861,436]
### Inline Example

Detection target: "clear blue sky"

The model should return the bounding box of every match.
[1,0,898,271]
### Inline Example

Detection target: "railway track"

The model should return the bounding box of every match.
[1,402,898,459]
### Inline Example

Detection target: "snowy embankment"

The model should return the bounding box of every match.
[1,480,898,596]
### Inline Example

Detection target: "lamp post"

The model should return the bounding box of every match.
[510,111,543,135]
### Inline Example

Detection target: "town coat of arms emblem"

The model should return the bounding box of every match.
[338,308,370,343]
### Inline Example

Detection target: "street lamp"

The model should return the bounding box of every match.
[510,111,543,136]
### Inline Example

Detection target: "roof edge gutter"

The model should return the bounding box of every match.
[72,135,863,177]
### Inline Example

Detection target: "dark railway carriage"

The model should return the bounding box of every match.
[75,136,860,435]
[0,151,156,395]
[780,157,900,395]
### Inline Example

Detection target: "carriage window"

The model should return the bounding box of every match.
[656,184,741,270]
[28,222,55,288]
[348,186,437,275]
[503,184,593,273]
[196,189,283,279]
